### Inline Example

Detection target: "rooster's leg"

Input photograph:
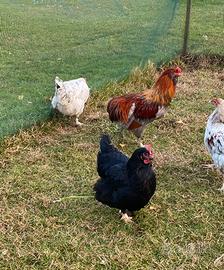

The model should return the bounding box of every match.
[138,138,144,148]
[137,137,144,147]
[132,126,144,147]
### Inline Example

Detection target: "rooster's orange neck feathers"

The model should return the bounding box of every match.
[143,73,176,105]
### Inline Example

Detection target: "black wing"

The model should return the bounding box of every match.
[94,163,128,206]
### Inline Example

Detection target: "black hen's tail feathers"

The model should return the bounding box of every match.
[97,134,128,178]
[100,134,117,153]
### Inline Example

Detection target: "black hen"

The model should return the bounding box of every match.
[94,134,156,222]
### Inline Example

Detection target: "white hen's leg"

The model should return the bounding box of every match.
[75,116,83,126]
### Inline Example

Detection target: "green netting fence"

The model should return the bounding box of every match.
[0,0,223,138]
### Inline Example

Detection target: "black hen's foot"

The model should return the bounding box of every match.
[119,210,134,223]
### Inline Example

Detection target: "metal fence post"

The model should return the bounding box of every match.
[182,0,192,55]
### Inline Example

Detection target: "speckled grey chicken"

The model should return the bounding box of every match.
[204,98,224,192]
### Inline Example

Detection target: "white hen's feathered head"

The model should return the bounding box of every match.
[211,98,224,107]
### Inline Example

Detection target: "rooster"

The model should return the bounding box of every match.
[52,76,90,126]
[94,134,156,223]
[107,67,182,145]
[204,98,224,192]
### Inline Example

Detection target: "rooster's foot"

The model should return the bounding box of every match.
[137,138,144,148]
[139,142,144,148]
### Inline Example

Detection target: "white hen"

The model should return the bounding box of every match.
[52,76,90,126]
[204,98,224,192]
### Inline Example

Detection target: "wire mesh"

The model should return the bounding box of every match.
[1,0,222,138]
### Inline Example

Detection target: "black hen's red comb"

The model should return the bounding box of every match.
[144,144,154,158]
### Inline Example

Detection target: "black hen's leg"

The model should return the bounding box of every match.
[125,210,134,217]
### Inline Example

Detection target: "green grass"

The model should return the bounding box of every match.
[189,0,224,55]
[0,0,182,138]
[0,63,224,269]
[0,0,223,138]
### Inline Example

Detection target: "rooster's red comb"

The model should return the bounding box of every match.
[174,67,182,76]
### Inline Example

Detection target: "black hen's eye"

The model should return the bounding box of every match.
[142,152,149,159]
